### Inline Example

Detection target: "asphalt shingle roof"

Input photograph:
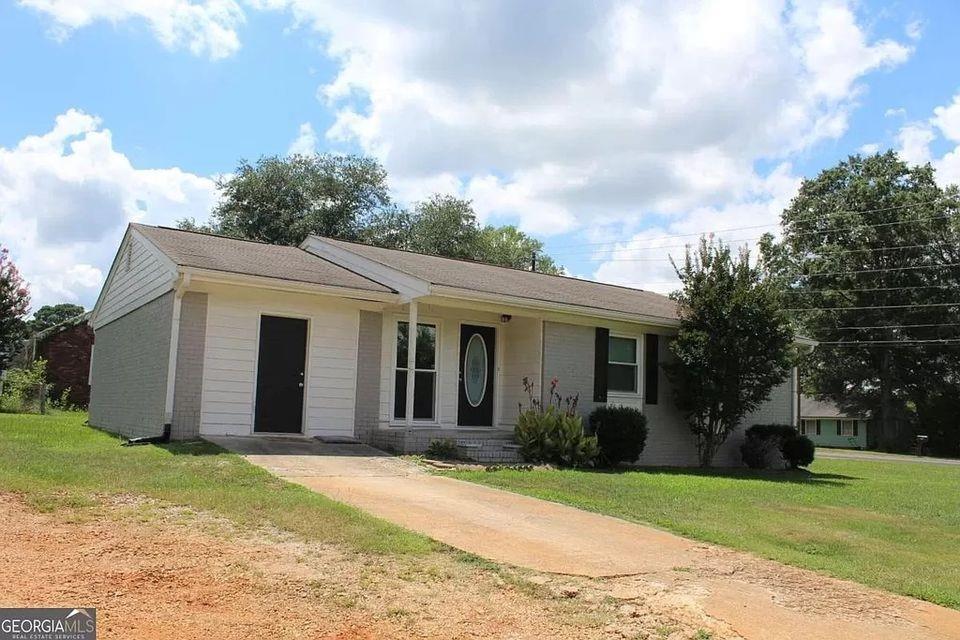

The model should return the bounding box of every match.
[133,225,393,294]
[800,395,869,419]
[132,225,678,320]
[322,237,679,321]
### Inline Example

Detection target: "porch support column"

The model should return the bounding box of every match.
[405,300,418,427]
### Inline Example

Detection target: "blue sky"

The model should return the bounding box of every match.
[2,0,960,310]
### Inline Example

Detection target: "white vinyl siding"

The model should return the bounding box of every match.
[198,286,360,438]
[94,232,177,328]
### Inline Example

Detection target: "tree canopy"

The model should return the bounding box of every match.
[0,247,30,369]
[769,151,960,451]
[28,303,86,334]
[178,154,561,274]
[664,239,794,466]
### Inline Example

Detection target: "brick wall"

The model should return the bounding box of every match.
[37,323,94,408]
[89,292,173,439]
[171,292,207,440]
[541,321,597,420]
[354,310,382,443]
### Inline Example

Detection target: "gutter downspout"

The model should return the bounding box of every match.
[126,272,189,446]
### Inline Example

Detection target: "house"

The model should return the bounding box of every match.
[88,224,799,466]
[21,311,93,408]
[800,395,869,449]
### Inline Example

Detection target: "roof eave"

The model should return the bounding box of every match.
[181,266,401,303]
[429,285,680,327]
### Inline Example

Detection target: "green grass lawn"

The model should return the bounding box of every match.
[449,458,960,609]
[0,411,435,556]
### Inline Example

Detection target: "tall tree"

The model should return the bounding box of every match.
[28,303,85,334]
[775,152,960,449]
[479,225,561,274]
[0,247,30,369]
[180,154,393,245]
[664,239,794,466]
[406,194,482,260]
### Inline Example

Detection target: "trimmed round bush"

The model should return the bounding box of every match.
[782,434,815,468]
[588,406,648,466]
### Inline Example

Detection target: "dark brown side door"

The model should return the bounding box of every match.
[254,315,307,433]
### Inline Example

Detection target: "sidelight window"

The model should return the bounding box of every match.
[393,321,437,420]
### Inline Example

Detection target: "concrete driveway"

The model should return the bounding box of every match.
[209,435,960,640]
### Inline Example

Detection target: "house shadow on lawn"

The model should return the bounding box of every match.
[587,466,859,487]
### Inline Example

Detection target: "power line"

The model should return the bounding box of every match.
[816,339,960,345]
[829,322,960,331]
[788,301,960,311]
[559,241,959,263]
[545,201,950,252]
[804,262,960,277]
[786,284,956,294]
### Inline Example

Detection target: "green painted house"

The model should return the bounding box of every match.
[800,395,870,449]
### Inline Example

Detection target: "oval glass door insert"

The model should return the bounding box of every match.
[463,333,488,407]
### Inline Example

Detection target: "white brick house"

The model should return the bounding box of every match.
[88,224,798,466]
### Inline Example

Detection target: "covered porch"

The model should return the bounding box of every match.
[365,297,544,459]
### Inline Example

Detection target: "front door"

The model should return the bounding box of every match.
[254,315,307,433]
[458,324,496,426]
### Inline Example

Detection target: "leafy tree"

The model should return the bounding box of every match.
[179,154,393,245]
[773,152,960,449]
[0,247,30,369]
[405,194,482,260]
[28,303,85,334]
[479,225,561,274]
[664,239,794,466]
[179,154,563,272]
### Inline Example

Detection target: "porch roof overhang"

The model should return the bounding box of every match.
[301,235,682,328]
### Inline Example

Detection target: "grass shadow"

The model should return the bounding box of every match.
[581,465,860,486]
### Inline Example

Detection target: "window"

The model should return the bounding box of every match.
[608,336,638,393]
[800,419,814,435]
[644,334,659,404]
[840,419,856,436]
[393,321,437,420]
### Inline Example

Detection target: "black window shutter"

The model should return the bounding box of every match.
[816,419,821,436]
[853,420,859,437]
[593,327,609,403]
[644,334,659,405]
[837,421,842,436]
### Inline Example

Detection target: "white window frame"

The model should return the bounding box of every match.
[840,419,855,437]
[390,317,441,425]
[607,334,640,395]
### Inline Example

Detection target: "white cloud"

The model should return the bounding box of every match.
[896,123,935,165]
[287,122,318,156]
[932,94,960,142]
[905,19,923,41]
[592,163,802,293]
[248,0,911,237]
[884,107,907,118]
[894,91,960,188]
[0,110,218,310]
[19,0,245,59]
[858,142,880,154]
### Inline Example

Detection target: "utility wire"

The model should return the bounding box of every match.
[804,262,960,277]
[787,302,960,311]
[545,202,951,252]
[829,322,960,331]
[816,339,960,345]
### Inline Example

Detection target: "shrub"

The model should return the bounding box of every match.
[514,377,598,468]
[425,438,461,460]
[741,423,815,469]
[588,406,648,466]
[0,359,48,414]
[782,434,815,468]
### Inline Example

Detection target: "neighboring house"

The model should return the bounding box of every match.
[800,395,869,449]
[21,312,94,408]
[88,224,799,466]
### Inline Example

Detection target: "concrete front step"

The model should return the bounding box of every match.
[456,439,522,463]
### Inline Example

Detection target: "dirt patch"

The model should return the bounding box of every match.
[0,493,724,640]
